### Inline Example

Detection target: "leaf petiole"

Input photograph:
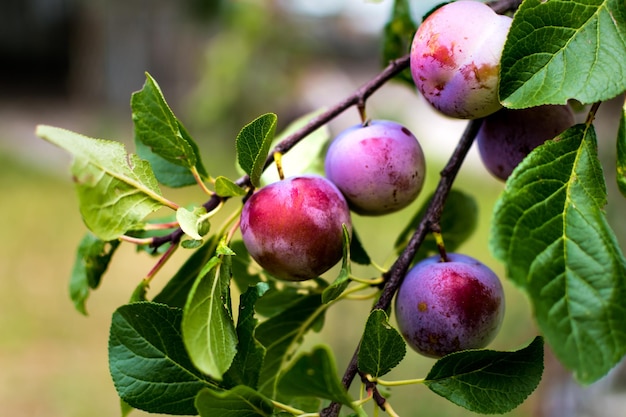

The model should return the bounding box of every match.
[367,374,425,387]
[191,166,214,196]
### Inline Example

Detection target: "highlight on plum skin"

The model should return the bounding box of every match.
[395,253,505,358]
[239,174,352,282]
[324,120,426,216]
[410,0,513,119]
[476,104,576,181]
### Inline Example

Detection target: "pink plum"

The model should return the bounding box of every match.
[410,1,512,119]
[240,174,351,281]
[324,120,426,215]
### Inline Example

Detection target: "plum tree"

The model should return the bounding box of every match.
[410,1,512,119]
[395,253,505,358]
[324,120,426,215]
[239,174,351,281]
[476,104,575,180]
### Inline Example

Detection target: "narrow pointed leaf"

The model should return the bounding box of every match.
[357,310,406,378]
[277,346,355,410]
[322,225,352,304]
[132,72,208,186]
[491,123,626,383]
[617,99,626,197]
[36,125,167,240]
[425,336,544,414]
[195,386,274,417]
[70,233,120,315]
[236,113,277,187]
[183,240,238,380]
[224,282,270,389]
[500,0,626,108]
[109,302,217,415]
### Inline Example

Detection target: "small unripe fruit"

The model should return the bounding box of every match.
[324,120,426,215]
[476,105,575,180]
[240,175,351,281]
[410,1,512,119]
[395,253,505,358]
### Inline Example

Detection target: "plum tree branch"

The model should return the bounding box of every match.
[320,117,483,417]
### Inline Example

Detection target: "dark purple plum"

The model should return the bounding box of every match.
[477,104,575,180]
[324,120,426,215]
[395,253,505,358]
[410,1,512,119]
[240,174,351,281]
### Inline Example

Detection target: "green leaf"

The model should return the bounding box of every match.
[425,336,544,414]
[255,294,323,397]
[134,139,197,188]
[129,279,149,303]
[357,310,406,378]
[177,206,208,240]
[260,109,329,185]
[230,240,263,294]
[109,302,217,415]
[322,224,352,304]
[153,236,218,308]
[236,113,278,187]
[195,386,274,417]
[395,189,478,258]
[491,123,626,383]
[617,99,626,197]
[183,239,238,380]
[500,0,626,108]
[349,228,371,266]
[224,282,270,389]
[277,346,356,410]
[382,0,416,85]
[215,176,247,197]
[69,233,120,315]
[36,125,169,240]
[132,72,208,186]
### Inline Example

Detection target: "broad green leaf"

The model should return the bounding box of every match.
[382,0,416,85]
[277,346,356,411]
[230,240,263,294]
[425,336,544,414]
[224,282,269,389]
[357,310,406,378]
[132,73,208,185]
[36,125,169,240]
[177,206,208,241]
[500,0,626,108]
[236,113,278,187]
[260,109,329,185]
[395,189,478,258]
[255,294,323,397]
[135,138,197,188]
[491,123,626,383]
[617,99,626,197]
[195,386,274,417]
[69,232,120,315]
[215,176,247,197]
[322,225,352,304]
[153,236,218,308]
[183,239,238,380]
[109,302,217,415]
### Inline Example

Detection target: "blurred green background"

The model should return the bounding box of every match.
[1,1,624,416]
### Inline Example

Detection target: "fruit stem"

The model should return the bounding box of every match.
[431,224,449,262]
[274,151,285,180]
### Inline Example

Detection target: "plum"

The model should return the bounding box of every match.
[395,253,505,358]
[240,174,351,281]
[324,120,426,215]
[476,104,575,180]
[410,1,512,119]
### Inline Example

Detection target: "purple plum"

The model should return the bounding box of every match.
[395,253,505,358]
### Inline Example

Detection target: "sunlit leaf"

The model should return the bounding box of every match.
[236,113,278,187]
[215,176,247,197]
[500,0,626,108]
[177,206,208,241]
[491,123,626,383]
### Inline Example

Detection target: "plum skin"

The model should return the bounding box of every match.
[240,174,352,281]
[477,104,575,180]
[324,120,426,216]
[410,1,513,119]
[395,253,505,358]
